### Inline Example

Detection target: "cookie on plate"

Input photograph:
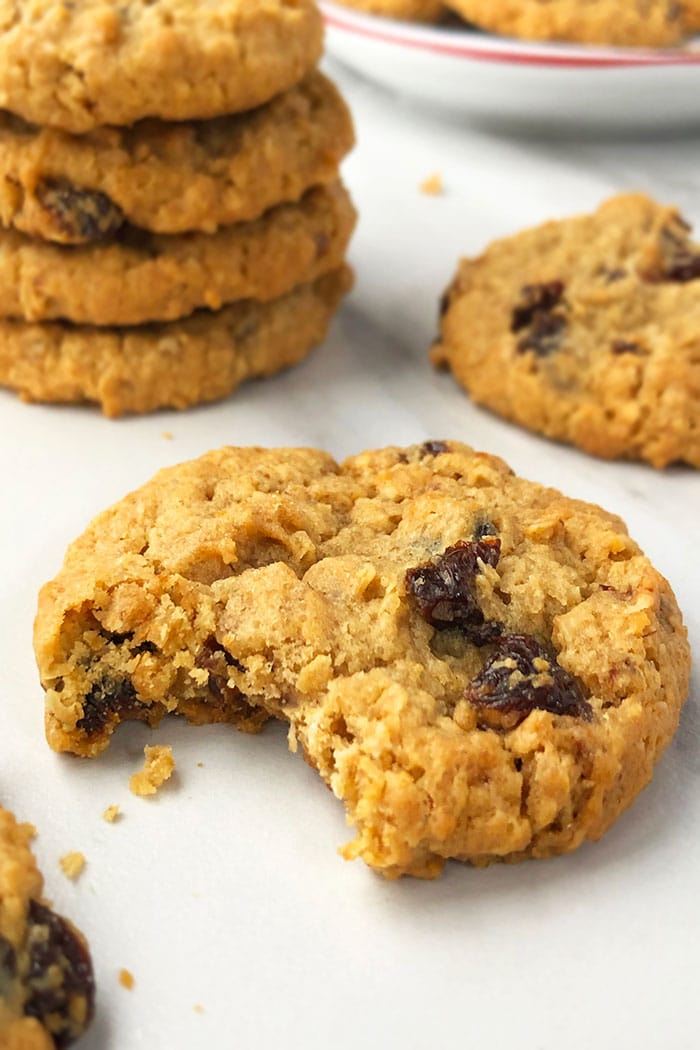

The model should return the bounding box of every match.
[0,268,352,417]
[35,441,689,878]
[683,0,700,29]
[446,0,687,47]
[433,194,700,468]
[0,0,324,133]
[0,806,95,1047]
[0,183,356,326]
[331,0,445,21]
[0,71,355,244]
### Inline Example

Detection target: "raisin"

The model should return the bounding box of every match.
[419,440,449,456]
[76,676,142,736]
[197,637,245,674]
[105,630,133,645]
[104,631,155,654]
[133,640,157,655]
[315,232,330,257]
[194,639,265,722]
[647,222,700,282]
[465,633,591,728]
[511,281,565,333]
[666,255,700,281]
[473,517,498,541]
[517,313,567,356]
[0,934,16,994]
[601,267,627,283]
[406,539,503,644]
[36,179,124,243]
[24,900,95,1048]
[612,339,643,355]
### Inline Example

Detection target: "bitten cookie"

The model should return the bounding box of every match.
[0,0,323,133]
[0,183,356,326]
[0,72,354,244]
[433,194,700,468]
[35,441,689,878]
[0,806,94,1047]
[332,0,445,21]
[446,0,687,47]
[0,268,353,417]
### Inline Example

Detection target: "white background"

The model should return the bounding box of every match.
[1,60,698,1049]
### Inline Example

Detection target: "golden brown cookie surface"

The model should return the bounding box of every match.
[433,194,700,468]
[0,183,356,326]
[446,0,687,46]
[0,268,353,417]
[332,0,445,21]
[0,0,324,132]
[0,72,354,243]
[35,441,689,877]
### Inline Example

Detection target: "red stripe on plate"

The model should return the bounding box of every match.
[322,11,700,68]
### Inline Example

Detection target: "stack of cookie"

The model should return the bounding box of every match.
[0,0,356,417]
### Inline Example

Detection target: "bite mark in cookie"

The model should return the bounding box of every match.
[34,443,690,877]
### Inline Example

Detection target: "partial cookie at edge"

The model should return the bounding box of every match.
[433,193,700,468]
[0,805,95,1047]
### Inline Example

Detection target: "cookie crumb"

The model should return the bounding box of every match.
[119,969,135,990]
[420,173,443,196]
[197,762,204,768]
[59,851,86,880]
[194,1004,204,1014]
[102,805,121,823]
[129,745,175,798]
[162,431,173,441]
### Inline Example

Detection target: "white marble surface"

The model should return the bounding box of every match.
[1,63,698,1050]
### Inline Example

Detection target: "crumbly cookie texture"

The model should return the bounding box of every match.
[129,746,175,798]
[0,183,356,326]
[446,0,687,46]
[0,807,94,1047]
[0,267,353,417]
[58,853,85,881]
[433,194,700,469]
[0,0,323,133]
[332,0,445,21]
[0,72,355,244]
[35,441,689,878]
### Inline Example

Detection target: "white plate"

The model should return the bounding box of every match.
[321,1,700,128]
